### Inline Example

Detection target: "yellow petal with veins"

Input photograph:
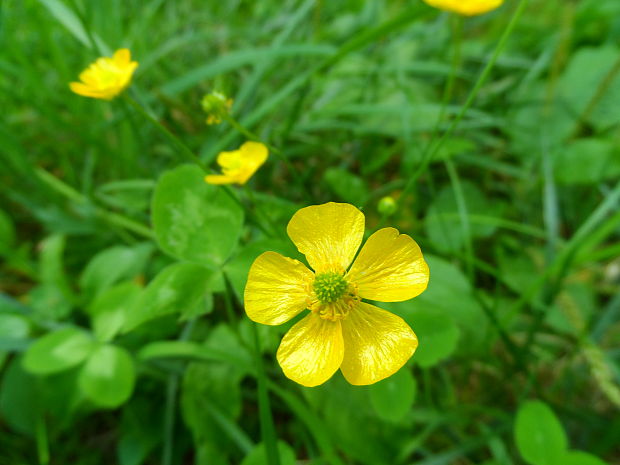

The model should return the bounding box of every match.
[277,312,344,387]
[244,252,314,325]
[287,202,364,273]
[347,227,429,302]
[340,302,417,385]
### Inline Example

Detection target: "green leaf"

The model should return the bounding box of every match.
[0,208,16,257]
[39,234,73,301]
[0,313,30,368]
[323,168,369,205]
[78,344,135,408]
[123,262,214,332]
[555,139,620,185]
[0,357,39,435]
[241,441,297,465]
[80,243,153,300]
[23,327,95,375]
[559,46,620,131]
[138,340,252,372]
[152,164,244,266]
[38,0,110,52]
[409,307,459,367]
[88,282,142,342]
[385,255,485,354]
[515,400,568,465]
[425,182,503,253]
[368,367,417,422]
[561,451,609,465]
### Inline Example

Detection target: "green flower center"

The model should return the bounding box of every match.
[313,272,349,304]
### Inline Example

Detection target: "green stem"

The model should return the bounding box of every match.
[124,95,206,170]
[35,415,50,465]
[397,0,530,207]
[124,96,276,236]
[162,320,195,465]
[35,167,154,239]
[251,323,281,465]
[161,375,178,465]
[224,115,309,197]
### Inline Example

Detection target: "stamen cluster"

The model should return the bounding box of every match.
[313,272,349,304]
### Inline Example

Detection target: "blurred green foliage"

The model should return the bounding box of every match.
[1,0,620,464]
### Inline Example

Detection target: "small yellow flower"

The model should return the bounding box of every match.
[204,141,268,185]
[69,49,138,100]
[422,0,503,16]
[244,202,430,387]
[202,91,234,125]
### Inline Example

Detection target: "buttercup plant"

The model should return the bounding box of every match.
[244,202,430,387]
[69,48,138,100]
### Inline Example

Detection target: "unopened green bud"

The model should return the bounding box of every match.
[378,196,397,216]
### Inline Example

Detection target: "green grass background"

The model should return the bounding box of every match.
[1,0,620,464]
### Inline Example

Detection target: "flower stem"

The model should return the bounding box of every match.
[397,0,530,206]
[224,115,310,197]
[124,94,207,170]
[35,167,154,239]
[251,322,281,465]
[35,415,49,465]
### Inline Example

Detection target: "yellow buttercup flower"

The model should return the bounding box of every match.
[422,0,503,16]
[204,141,268,185]
[70,49,138,100]
[202,91,234,125]
[244,202,430,387]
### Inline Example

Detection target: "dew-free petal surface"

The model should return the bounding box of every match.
[340,302,417,385]
[207,142,268,185]
[347,227,429,302]
[287,202,364,273]
[277,312,344,387]
[422,0,503,16]
[244,251,314,325]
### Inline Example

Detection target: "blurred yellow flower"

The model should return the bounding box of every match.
[69,49,138,100]
[422,0,503,16]
[202,91,233,125]
[204,141,268,185]
[244,202,430,387]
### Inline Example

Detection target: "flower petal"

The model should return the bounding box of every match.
[287,202,364,273]
[340,302,417,385]
[347,227,429,302]
[277,312,344,387]
[422,0,503,16]
[204,174,235,185]
[113,48,131,65]
[244,252,314,325]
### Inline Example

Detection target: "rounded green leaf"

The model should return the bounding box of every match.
[123,262,214,332]
[562,451,608,465]
[515,400,568,465]
[23,327,95,375]
[152,164,244,266]
[369,367,417,422]
[241,441,296,465]
[80,243,153,299]
[78,344,135,408]
[88,281,142,342]
[410,308,460,367]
